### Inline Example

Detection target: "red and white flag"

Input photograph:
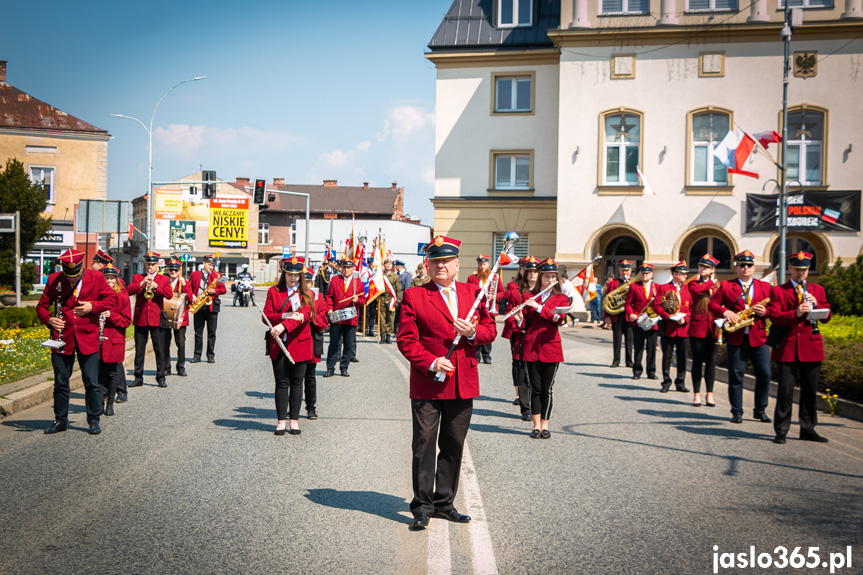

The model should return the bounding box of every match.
[572,262,598,303]
[714,128,758,178]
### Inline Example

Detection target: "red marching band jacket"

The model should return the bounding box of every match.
[624,280,659,331]
[687,278,718,339]
[767,281,831,363]
[189,270,227,313]
[37,270,119,356]
[654,281,692,338]
[325,276,366,326]
[127,272,173,326]
[167,277,195,328]
[501,282,524,342]
[309,290,330,364]
[466,272,504,315]
[397,281,497,400]
[100,289,132,363]
[708,279,772,347]
[507,292,569,363]
[262,286,313,363]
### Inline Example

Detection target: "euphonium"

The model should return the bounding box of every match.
[660,289,680,315]
[603,272,642,315]
[723,297,770,333]
[189,275,219,314]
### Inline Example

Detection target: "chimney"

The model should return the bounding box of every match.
[363,182,369,189]
[273,177,285,186]
[0,61,6,84]
[235,177,250,185]
[391,181,398,190]
[323,179,338,188]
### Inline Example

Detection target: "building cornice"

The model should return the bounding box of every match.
[425,48,560,69]
[0,127,110,141]
[431,196,557,209]
[548,20,863,48]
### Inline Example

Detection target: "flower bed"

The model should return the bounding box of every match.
[0,326,53,385]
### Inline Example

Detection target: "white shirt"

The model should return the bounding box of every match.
[434,281,458,315]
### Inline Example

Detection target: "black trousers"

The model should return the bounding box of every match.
[115,358,128,396]
[410,398,472,516]
[660,335,688,388]
[774,361,821,438]
[525,361,560,420]
[726,339,771,417]
[51,350,101,424]
[304,362,318,411]
[475,343,492,362]
[690,336,717,394]
[632,328,657,378]
[134,325,167,383]
[193,309,218,360]
[611,318,634,366]
[510,339,530,417]
[99,361,121,403]
[393,303,402,335]
[326,323,356,372]
[272,356,307,421]
[163,326,186,371]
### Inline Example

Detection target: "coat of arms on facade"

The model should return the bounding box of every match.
[794,52,817,79]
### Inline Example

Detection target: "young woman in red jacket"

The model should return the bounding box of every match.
[98,264,132,416]
[504,257,539,420]
[263,257,314,436]
[511,258,570,439]
[303,267,330,420]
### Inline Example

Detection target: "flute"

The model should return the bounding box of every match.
[254,299,295,364]
[501,281,560,321]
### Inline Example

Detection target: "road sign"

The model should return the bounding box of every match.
[282,246,292,257]
[417,242,426,256]
[0,214,15,233]
[181,253,191,262]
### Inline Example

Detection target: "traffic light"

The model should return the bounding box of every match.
[202,170,216,199]
[253,179,267,205]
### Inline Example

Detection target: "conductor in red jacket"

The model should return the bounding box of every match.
[655,261,692,393]
[767,252,831,444]
[324,259,366,377]
[397,235,497,531]
[37,249,119,435]
[127,252,173,387]
[189,254,227,363]
[708,250,772,424]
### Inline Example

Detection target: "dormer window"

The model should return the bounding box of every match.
[498,0,533,28]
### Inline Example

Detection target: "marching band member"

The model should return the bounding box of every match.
[379,259,403,344]
[264,257,314,435]
[504,256,537,420]
[91,249,115,272]
[190,254,226,364]
[510,258,569,439]
[127,252,173,388]
[625,263,659,381]
[687,254,720,407]
[304,267,330,420]
[164,257,194,377]
[467,255,504,364]
[324,259,366,377]
[708,250,772,424]
[397,235,497,530]
[605,260,635,368]
[768,252,831,444]
[37,249,119,435]
[654,261,692,393]
[98,264,132,416]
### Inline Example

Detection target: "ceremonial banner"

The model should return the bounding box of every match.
[208,197,249,248]
[745,191,861,233]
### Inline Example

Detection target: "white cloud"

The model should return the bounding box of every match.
[389,106,435,139]
[318,149,352,168]
[153,124,302,159]
[356,141,372,152]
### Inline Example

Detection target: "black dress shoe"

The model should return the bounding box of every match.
[754,413,772,423]
[88,422,102,435]
[410,513,430,531]
[340,371,350,377]
[350,357,359,363]
[483,357,492,364]
[104,403,115,416]
[800,431,829,443]
[773,436,787,444]
[44,421,67,434]
[386,334,392,344]
[274,428,286,436]
[157,380,167,388]
[676,386,690,393]
[521,414,532,421]
[731,414,743,424]
[116,393,128,403]
[540,430,551,439]
[625,363,633,368]
[529,429,541,439]
[190,357,201,364]
[659,386,670,393]
[129,380,143,387]
[176,369,187,377]
[647,375,658,380]
[288,428,302,435]
[610,362,620,368]
[705,402,715,407]
[323,370,335,378]
[433,508,471,523]
[512,398,520,405]
[307,408,318,420]
[631,376,641,380]
[207,358,215,364]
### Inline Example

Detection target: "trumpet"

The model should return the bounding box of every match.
[143,273,155,299]
[723,297,770,333]
[189,275,220,314]
[603,272,642,315]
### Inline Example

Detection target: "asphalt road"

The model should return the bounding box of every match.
[1,308,861,575]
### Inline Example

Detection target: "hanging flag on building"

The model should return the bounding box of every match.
[636,165,656,196]
[714,128,759,178]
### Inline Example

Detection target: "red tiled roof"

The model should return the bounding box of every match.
[0,83,108,134]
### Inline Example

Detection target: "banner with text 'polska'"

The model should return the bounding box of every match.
[208,197,249,248]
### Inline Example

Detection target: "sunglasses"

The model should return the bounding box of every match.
[737,263,754,268]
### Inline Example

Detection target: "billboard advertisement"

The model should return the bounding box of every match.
[746,190,861,233]
[208,197,249,248]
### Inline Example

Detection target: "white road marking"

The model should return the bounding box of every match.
[427,517,452,575]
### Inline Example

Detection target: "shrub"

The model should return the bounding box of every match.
[820,256,863,316]
[821,341,863,403]
[820,315,863,344]
[0,305,40,328]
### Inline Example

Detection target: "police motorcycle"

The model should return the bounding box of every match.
[232,264,255,307]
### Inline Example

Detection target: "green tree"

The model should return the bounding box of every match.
[0,158,52,294]
[820,255,863,316]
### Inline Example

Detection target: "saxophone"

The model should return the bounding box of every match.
[189,275,219,314]
[603,272,642,315]
[723,297,770,333]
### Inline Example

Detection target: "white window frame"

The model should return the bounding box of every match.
[689,110,731,186]
[290,221,297,246]
[29,166,56,204]
[600,0,650,15]
[779,0,833,8]
[786,108,825,186]
[492,152,532,190]
[497,0,533,28]
[494,76,533,113]
[258,222,270,245]
[494,232,529,269]
[602,112,642,186]
[685,0,738,11]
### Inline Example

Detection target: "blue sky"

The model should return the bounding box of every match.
[2,0,453,224]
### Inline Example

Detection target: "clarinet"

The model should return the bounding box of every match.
[802,281,820,335]
[56,292,65,346]
[98,312,107,351]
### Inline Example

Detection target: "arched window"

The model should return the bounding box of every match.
[785,106,826,186]
[688,236,732,272]
[688,108,730,185]
[771,237,818,273]
[601,110,642,185]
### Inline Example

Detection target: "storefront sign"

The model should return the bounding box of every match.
[745,190,861,233]
[208,197,249,248]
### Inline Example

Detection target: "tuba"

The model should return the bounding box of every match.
[723,297,770,333]
[603,272,641,315]
[189,275,220,314]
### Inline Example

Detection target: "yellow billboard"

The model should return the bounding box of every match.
[208,197,249,248]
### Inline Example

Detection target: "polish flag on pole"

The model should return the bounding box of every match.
[636,165,656,196]
[714,128,759,178]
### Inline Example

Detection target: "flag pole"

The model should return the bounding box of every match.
[778,6,792,284]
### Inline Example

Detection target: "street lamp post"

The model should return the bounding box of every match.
[112,76,206,252]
